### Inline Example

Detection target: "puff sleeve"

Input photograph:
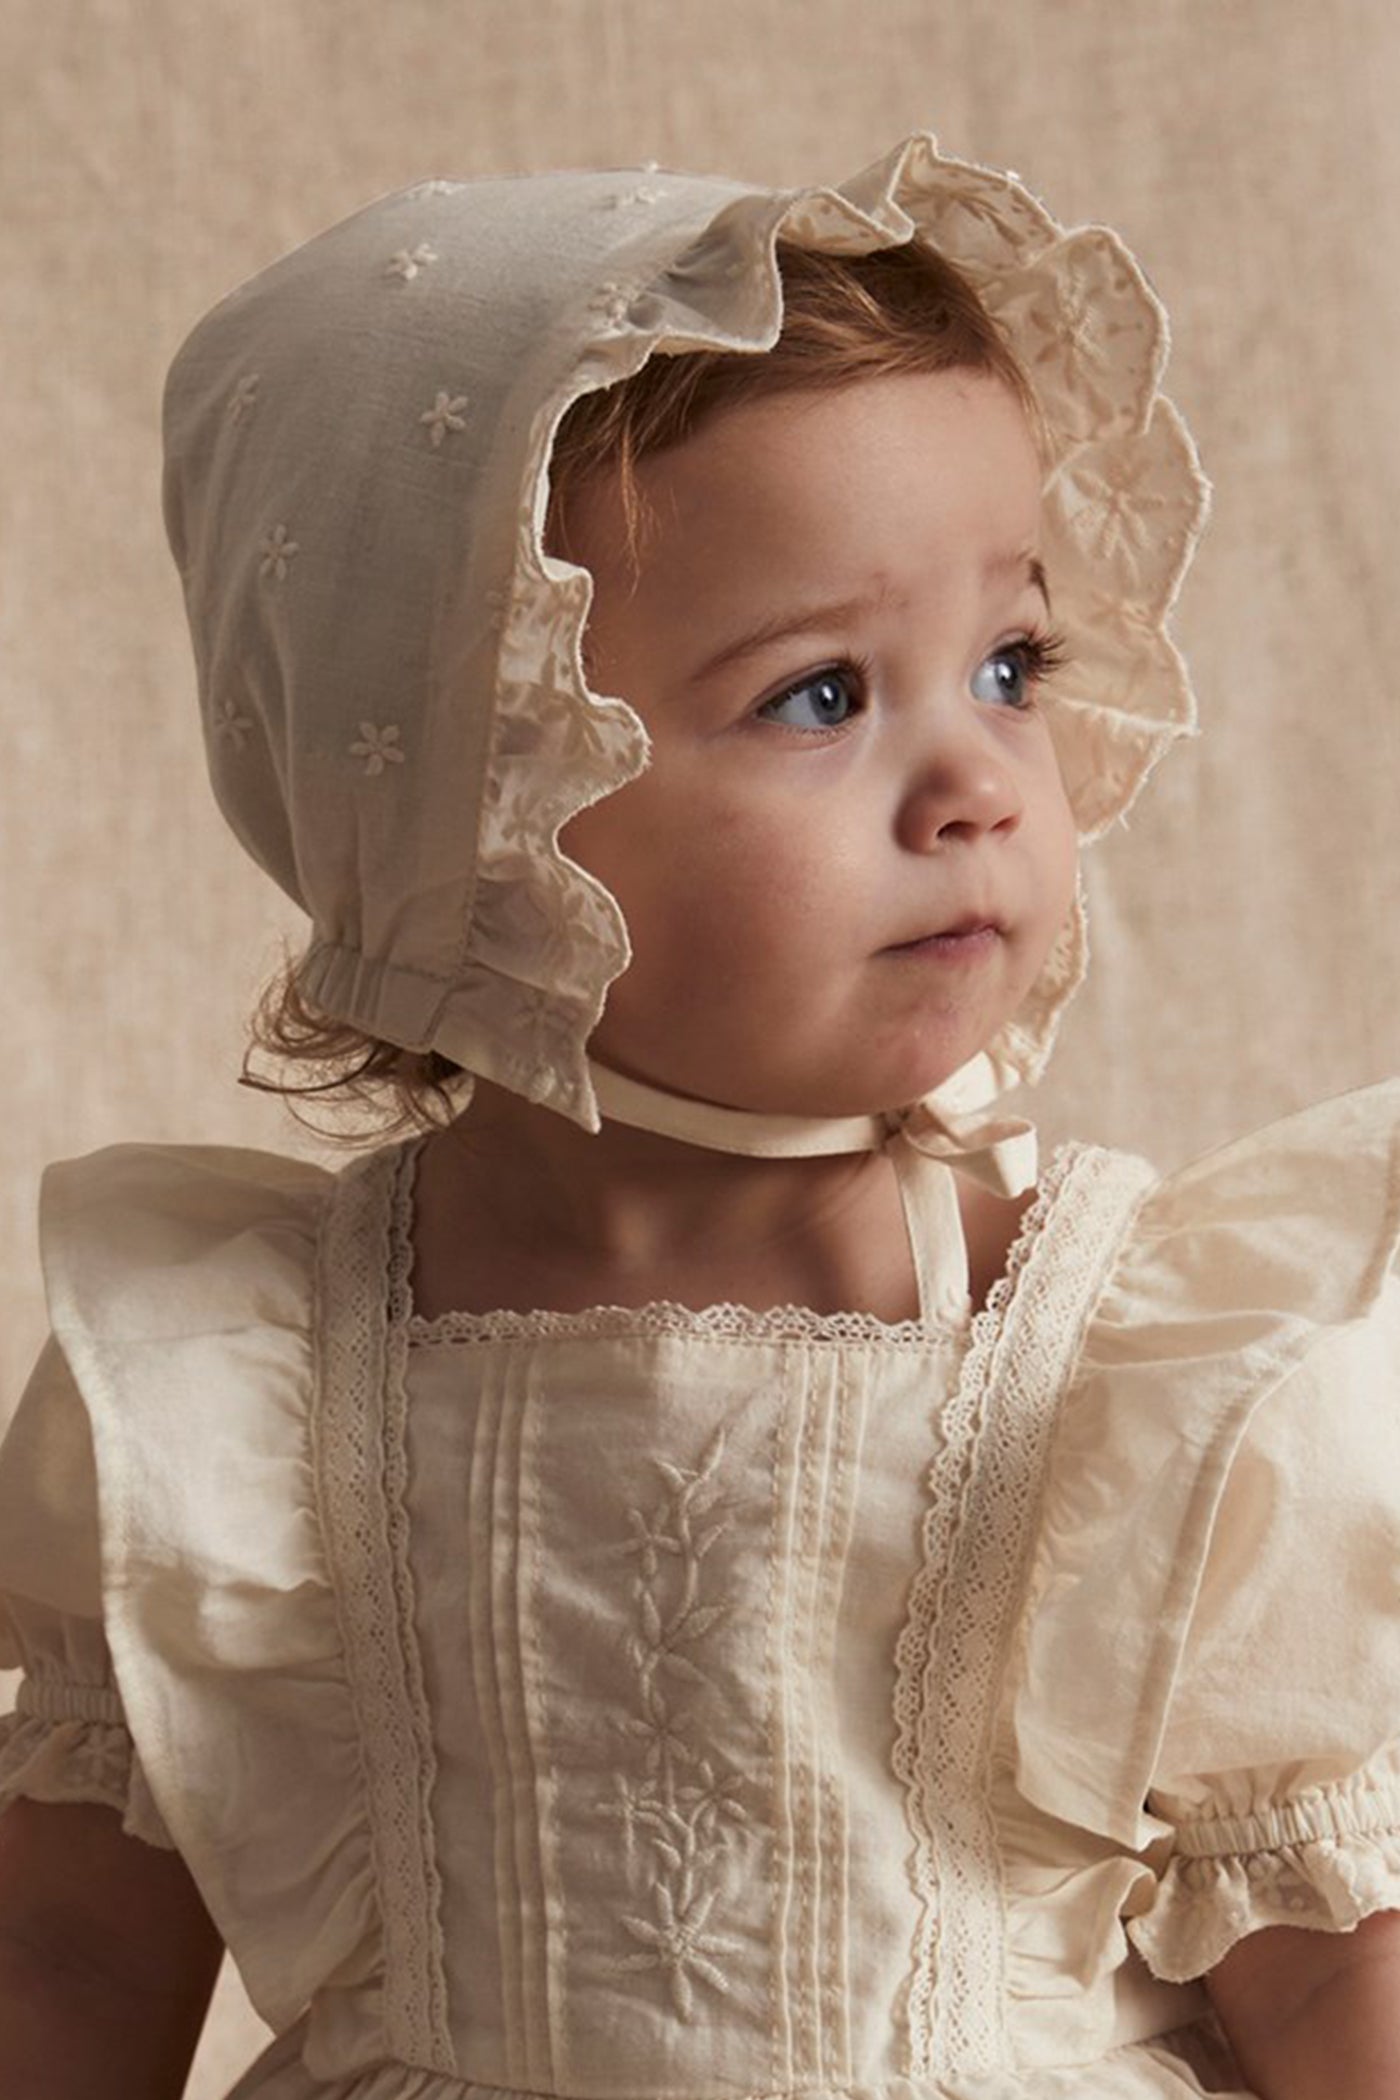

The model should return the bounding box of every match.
[1129,1273,1400,1980]
[1013,1082,1400,1985]
[0,1333,173,1846]
[0,1140,379,2040]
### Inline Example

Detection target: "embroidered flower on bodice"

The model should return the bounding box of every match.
[212,695,253,750]
[420,391,469,447]
[349,721,406,775]
[228,374,260,422]
[386,243,438,281]
[259,524,299,581]
[602,1429,750,2023]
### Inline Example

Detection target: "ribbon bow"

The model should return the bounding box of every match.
[886,1095,1038,1197]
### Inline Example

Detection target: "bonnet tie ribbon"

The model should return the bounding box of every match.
[588,1054,1038,1197]
[884,1096,1038,1198]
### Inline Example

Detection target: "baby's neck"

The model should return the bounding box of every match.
[408,1080,1026,1324]
[411,1080,922,1319]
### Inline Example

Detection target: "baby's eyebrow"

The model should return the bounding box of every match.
[688,556,1050,687]
[689,589,889,685]
[985,550,1052,610]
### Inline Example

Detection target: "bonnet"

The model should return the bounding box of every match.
[161,135,1207,1167]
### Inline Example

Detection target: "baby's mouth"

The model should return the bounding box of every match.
[883,914,1003,955]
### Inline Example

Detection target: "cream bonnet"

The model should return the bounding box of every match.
[161,134,1208,1143]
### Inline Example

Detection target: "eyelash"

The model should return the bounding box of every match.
[756,626,1072,731]
[976,626,1071,717]
[1002,626,1070,696]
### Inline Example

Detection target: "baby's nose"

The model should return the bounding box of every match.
[895,736,1024,853]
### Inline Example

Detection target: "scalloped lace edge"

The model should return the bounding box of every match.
[312,1145,454,2070]
[396,1135,966,1347]
[889,1142,1157,2073]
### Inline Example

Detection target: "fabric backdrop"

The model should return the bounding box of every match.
[4,1,1398,2089]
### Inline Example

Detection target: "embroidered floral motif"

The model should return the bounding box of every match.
[1133,1823,1400,1984]
[591,281,637,331]
[213,695,253,749]
[386,243,438,281]
[75,1720,130,1796]
[927,178,1026,246]
[605,184,662,210]
[1072,582,1162,653]
[615,1882,737,2019]
[1173,1846,1329,1923]
[420,390,469,447]
[602,1429,747,2023]
[0,1710,174,1851]
[227,373,260,422]
[259,523,299,580]
[1071,453,1174,564]
[350,721,406,775]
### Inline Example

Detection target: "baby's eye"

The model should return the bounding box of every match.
[970,631,1068,711]
[757,664,863,732]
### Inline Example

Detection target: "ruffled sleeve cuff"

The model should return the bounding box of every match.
[0,1677,174,1851]
[1129,1769,1400,1982]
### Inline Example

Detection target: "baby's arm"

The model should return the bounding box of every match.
[0,1797,224,2100]
[1207,1911,1400,2098]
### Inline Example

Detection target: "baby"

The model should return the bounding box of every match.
[1,134,1398,2100]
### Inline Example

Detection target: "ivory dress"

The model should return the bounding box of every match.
[3,1083,1399,2098]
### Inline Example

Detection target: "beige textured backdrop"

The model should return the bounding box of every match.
[4,2,1399,2090]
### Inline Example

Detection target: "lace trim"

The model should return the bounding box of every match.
[0,1708,174,1850]
[411,1297,958,1350]
[396,1137,962,1349]
[312,1147,453,2070]
[384,1142,454,2051]
[1132,1822,1400,1984]
[889,1142,1156,2075]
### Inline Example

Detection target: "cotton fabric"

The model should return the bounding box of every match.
[3,1084,1399,2096]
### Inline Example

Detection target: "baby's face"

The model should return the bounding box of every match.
[560,368,1078,1118]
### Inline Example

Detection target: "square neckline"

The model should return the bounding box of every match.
[391,1132,1072,1351]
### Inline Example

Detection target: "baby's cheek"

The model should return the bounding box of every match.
[1037,776,1079,909]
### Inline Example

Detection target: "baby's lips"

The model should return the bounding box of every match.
[883,912,1003,951]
